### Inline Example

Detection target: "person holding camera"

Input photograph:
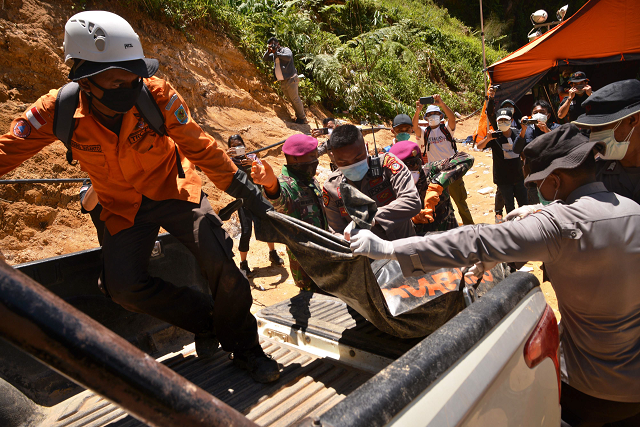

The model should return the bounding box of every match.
[558,71,592,122]
[476,109,527,213]
[226,135,284,277]
[513,101,561,204]
[263,37,306,124]
[413,95,474,225]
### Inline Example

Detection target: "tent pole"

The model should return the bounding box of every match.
[479,0,489,134]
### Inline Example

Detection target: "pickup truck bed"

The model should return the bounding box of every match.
[39,294,414,427]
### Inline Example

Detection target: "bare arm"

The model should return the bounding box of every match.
[413,100,424,138]
[434,94,456,132]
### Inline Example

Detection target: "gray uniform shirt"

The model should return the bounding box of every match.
[323,152,421,240]
[391,182,640,402]
[597,159,640,205]
[262,46,297,80]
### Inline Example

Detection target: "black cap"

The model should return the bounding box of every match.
[392,114,412,128]
[568,71,588,83]
[573,79,640,126]
[496,108,513,121]
[523,124,604,183]
[69,58,159,81]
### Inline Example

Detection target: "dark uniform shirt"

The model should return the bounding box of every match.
[415,151,474,234]
[486,129,524,185]
[596,159,640,205]
[322,152,421,240]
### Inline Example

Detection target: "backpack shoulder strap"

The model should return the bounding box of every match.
[440,123,457,153]
[53,82,81,164]
[423,126,432,155]
[135,83,166,136]
[135,83,186,178]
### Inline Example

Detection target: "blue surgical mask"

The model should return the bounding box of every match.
[339,158,369,181]
[396,132,411,141]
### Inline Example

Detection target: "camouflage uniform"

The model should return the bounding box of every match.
[265,165,327,290]
[323,152,422,240]
[415,151,474,234]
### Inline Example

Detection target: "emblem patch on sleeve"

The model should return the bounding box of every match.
[174,105,188,124]
[322,188,330,206]
[26,107,46,130]
[390,162,402,174]
[13,119,31,138]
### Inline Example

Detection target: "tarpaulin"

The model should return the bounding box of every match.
[254,210,508,338]
[487,0,640,103]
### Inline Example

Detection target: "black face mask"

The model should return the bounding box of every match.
[288,160,319,181]
[89,77,143,113]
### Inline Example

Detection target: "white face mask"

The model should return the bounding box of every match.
[327,128,333,135]
[531,112,548,123]
[498,122,511,132]
[590,120,635,160]
[411,171,420,183]
[428,115,441,127]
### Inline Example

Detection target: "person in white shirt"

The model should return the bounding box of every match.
[413,96,474,224]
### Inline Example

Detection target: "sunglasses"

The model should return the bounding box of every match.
[404,157,423,169]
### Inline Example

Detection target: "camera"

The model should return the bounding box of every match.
[420,96,435,105]
[521,117,538,126]
[317,127,330,135]
[232,146,246,156]
[490,130,503,137]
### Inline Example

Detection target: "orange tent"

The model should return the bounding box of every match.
[487,0,640,103]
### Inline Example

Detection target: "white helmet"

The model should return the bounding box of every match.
[64,11,158,81]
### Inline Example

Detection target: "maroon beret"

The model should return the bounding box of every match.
[389,140,420,161]
[282,134,318,156]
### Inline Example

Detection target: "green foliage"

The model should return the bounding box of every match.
[128,0,508,120]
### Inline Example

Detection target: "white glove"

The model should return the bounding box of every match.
[464,261,498,279]
[504,204,542,221]
[343,220,357,242]
[349,229,396,260]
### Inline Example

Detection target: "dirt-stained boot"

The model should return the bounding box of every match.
[232,344,280,383]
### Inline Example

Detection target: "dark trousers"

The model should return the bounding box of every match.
[238,206,253,253]
[561,382,640,427]
[102,193,258,352]
[495,187,504,215]
[496,181,528,213]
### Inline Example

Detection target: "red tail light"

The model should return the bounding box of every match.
[524,304,561,401]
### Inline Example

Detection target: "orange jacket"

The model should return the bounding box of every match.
[0,77,237,235]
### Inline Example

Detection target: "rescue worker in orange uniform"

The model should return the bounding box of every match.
[0,11,279,383]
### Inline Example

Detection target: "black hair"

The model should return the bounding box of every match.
[323,117,335,126]
[267,37,278,45]
[227,134,244,147]
[531,100,552,115]
[328,124,362,150]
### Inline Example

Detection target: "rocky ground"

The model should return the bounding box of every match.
[0,0,557,318]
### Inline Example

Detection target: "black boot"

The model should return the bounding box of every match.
[269,250,284,266]
[239,260,253,277]
[195,332,219,358]
[232,344,280,383]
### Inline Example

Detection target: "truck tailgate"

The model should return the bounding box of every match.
[40,337,373,427]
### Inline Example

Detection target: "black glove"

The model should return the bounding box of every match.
[225,169,274,219]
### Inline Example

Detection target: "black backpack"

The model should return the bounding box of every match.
[423,123,457,156]
[52,82,185,178]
